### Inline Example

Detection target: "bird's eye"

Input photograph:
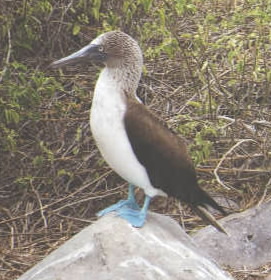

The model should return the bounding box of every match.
[98,45,104,52]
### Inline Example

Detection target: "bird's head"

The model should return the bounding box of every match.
[50,31,143,69]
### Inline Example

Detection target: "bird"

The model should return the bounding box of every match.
[51,30,227,234]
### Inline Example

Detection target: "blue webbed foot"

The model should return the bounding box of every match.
[97,184,140,217]
[97,184,152,228]
[116,195,152,228]
[117,207,147,228]
[97,198,140,217]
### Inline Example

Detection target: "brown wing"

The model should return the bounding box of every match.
[124,99,226,214]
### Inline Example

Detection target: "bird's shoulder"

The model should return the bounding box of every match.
[124,98,192,164]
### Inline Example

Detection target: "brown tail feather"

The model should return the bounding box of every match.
[194,205,228,235]
[196,188,227,216]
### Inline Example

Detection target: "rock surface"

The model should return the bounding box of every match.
[193,200,271,269]
[17,212,232,280]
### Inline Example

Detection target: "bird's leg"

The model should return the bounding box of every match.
[116,195,152,228]
[127,184,138,205]
[97,184,140,217]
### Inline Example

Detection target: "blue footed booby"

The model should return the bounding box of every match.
[51,31,227,233]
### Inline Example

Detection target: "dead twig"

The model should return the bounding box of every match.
[31,181,48,229]
[214,139,259,190]
[0,28,11,83]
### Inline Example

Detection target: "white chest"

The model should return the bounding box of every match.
[90,70,128,163]
[90,70,162,197]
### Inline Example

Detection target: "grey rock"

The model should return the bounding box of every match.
[193,200,271,269]
[17,212,232,280]
[208,196,239,214]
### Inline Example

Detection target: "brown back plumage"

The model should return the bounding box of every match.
[124,99,226,216]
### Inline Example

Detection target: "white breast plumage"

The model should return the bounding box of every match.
[90,68,161,197]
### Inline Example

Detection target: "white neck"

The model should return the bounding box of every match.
[95,68,127,102]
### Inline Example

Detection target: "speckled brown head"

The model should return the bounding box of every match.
[50,31,143,70]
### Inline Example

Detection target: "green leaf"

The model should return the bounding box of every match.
[4,109,20,124]
[72,23,81,35]
[32,156,44,167]
[187,101,202,108]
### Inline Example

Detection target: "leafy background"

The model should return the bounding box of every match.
[0,0,270,279]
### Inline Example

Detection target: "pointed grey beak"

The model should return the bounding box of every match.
[50,44,104,69]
